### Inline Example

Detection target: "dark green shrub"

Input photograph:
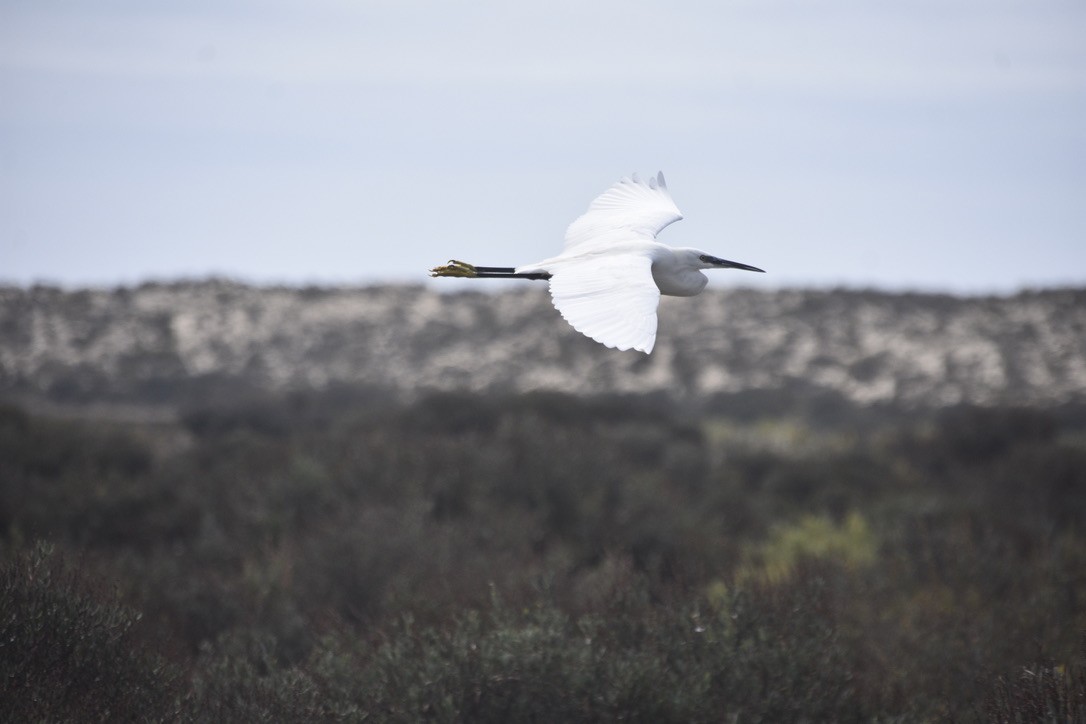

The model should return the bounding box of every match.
[926,404,1057,466]
[346,564,867,723]
[1,392,1083,721]
[183,630,327,721]
[0,543,180,722]
[983,660,1086,723]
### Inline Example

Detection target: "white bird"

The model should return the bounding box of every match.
[429,172,764,354]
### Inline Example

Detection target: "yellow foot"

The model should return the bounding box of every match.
[429,259,479,278]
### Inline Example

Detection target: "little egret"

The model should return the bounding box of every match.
[429,172,764,354]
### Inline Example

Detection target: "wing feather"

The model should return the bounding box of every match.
[547,253,660,354]
[563,172,683,251]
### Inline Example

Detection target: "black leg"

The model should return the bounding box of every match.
[472,271,551,280]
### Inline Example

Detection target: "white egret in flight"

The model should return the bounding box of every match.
[429,172,764,354]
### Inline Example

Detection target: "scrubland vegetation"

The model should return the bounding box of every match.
[2,389,1084,721]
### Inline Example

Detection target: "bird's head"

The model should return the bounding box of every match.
[693,251,765,273]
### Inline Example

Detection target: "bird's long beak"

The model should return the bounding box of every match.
[701,255,765,273]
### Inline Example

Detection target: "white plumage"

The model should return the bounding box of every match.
[430,172,764,354]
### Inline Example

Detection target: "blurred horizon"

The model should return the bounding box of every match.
[2,1,1084,293]
[3,272,1086,298]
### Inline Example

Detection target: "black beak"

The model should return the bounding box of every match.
[700,254,765,273]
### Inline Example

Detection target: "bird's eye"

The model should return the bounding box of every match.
[699,255,715,264]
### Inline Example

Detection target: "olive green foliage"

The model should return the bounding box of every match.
[1,392,1084,721]
[0,543,180,722]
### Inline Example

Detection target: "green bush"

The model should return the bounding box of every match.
[0,392,1083,720]
[983,659,1086,723]
[0,543,180,722]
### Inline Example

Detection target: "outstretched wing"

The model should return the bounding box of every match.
[564,172,683,251]
[548,252,660,354]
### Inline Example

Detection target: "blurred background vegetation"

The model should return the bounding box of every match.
[2,386,1085,721]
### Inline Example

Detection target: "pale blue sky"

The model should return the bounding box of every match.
[2,1,1084,292]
